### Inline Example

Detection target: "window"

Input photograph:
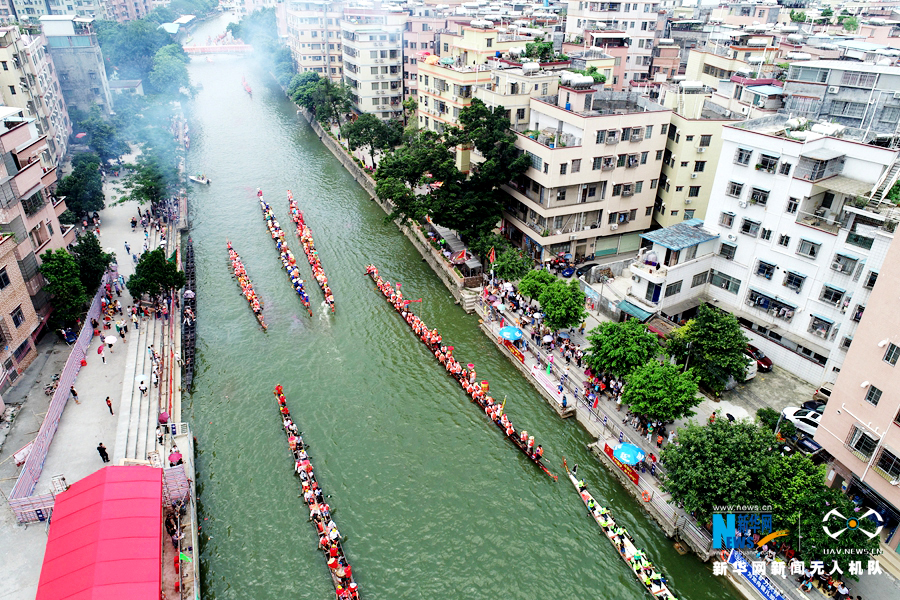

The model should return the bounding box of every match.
[645,206,653,216]
[621,128,631,141]
[665,281,683,297]
[779,162,792,176]
[571,159,581,173]
[756,154,778,173]
[676,186,684,192]
[786,198,799,214]
[719,243,736,260]
[516,108,526,120]
[587,186,596,197]
[617,154,626,168]
[11,306,25,328]
[830,101,866,118]
[778,234,790,247]
[735,148,752,165]
[688,186,700,198]
[865,385,882,407]
[596,130,606,144]
[608,212,618,225]
[761,228,772,241]
[660,124,668,136]
[750,188,769,205]
[0,61,6,71]
[694,161,706,172]
[819,285,844,306]
[635,181,643,194]
[783,271,805,292]
[641,151,648,165]
[612,184,622,196]
[740,219,760,237]
[684,209,695,220]
[809,315,832,338]
[864,270,878,289]
[710,269,740,293]
[841,336,853,350]
[797,239,820,259]
[650,179,658,189]
[692,271,709,287]
[0,267,9,290]
[593,157,603,170]
[875,448,900,481]
[655,150,663,160]
[884,343,900,366]
[526,151,542,171]
[8,85,15,96]
[831,253,857,274]
[726,182,743,198]
[680,161,689,168]
[560,163,567,175]
[756,261,775,279]
[557,190,567,202]
[645,125,653,139]
[847,427,878,460]
[699,134,712,147]
[840,71,878,88]
[719,212,735,228]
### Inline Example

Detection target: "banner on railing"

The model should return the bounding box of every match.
[726,550,787,600]
[604,442,640,485]
[503,339,525,364]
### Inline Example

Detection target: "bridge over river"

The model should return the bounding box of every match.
[182,44,252,55]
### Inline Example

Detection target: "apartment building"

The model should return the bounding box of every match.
[815,234,900,564]
[402,10,446,100]
[565,1,663,83]
[283,0,345,82]
[781,61,900,136]
[475,62,560,134]
[626,114,900,384]
[502,85,671,262]
[564,30,628,90]
[416,23,530,134]
[40,15,113,116]
[0,26,70,164]
[104,0,152,22]
[0,108,74,368]
[654,86,742,228]
[649,37,678,81]
[709,1,781,27]
[684,33,780,92]
[342,6,407,119]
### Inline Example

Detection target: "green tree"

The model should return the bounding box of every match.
[661,420,777,523]
[621,361,700,422]
[70,232,114,294]
[341,114,402,168]
[584,319,660,377]
[291,76,351,125]
[524,38,555,62]
[572,66,606,83]
[538,279,587,331]
[148,44,191,97]
[39,249,89,325]
[55,153,105,216]
[492,248,532,281]
[843,16,859,32]
[667,303,748,395]
[120,153,175,208]
[518,268,556,301]
[756,407,797,439]
[71,106,128,164]
[821,8,833,17]
[790,9,807,22]
[127,247,186,300]
[95,18,171,81]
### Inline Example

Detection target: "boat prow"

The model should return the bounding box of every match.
[189,175,211,185]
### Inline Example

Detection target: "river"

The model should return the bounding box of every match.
[185,14,740,600]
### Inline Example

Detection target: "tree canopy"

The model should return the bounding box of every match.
[667,303,748,394]
[843,16,859,32]
[492,247,532,281]
[538,279,587,331]
[39,249,89,325]
[55,153,105,216]
[71,232,114,294]
[661,420,777,523]
[70,106,129,164]
[127,248,186,299]
[95,18,172,81]
[290,73,352,125]
[119,153,177,208]
[517,268,556,301]
[341,114,403,168]
[148,44,191,97]
[584,319,659,378]
[621,361,700,422]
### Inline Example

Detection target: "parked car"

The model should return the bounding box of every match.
[782,407,822,436]
[724,356,758,390]
[801,400,826,414]
[813,384,833,403]
[561,267,576,278]
[575,263,598,277]
[745,344,773,372]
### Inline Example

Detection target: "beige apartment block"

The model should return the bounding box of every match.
[654,88,743,228]
[502,86,671,262]
[283,0,345,82]
[342,7,407,119]
[815,233,900,560]
[475,63,560,133]
[685,34,780,93]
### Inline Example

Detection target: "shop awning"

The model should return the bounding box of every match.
[37,466,163,600]
[618,300,653,322]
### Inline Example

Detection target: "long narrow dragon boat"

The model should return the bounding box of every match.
[242,75,252,97]
[227,241,266,330]
[564,460,676,599]
[257,190,312,316]
[365,264,556,481]
[288,190,335,313]
[274,386,359,599]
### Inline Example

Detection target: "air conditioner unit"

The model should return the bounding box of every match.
[684,199,693,204]
[727,234,737,241]
[697,147,706,153]
[739,200,748,208]
[690,173,698,179]
[740,106,750,115]
[832,262,843,271]
[827,86,839,94]
[632,275,640,282]
[569,235,577,241]
[610,223,618,230]
[894,91,900,100]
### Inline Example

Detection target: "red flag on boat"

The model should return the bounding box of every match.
[489,246,496,264]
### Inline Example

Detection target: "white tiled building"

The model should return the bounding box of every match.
[627,114,900,385]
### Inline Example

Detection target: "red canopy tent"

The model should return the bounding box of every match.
[37,465,163,600]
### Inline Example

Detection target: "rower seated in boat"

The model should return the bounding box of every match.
[577,479,587,492]
[533,445,544,460]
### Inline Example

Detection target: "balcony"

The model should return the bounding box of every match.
[794,154,844,183]
[630,261,668,285]
[795,209,841,234]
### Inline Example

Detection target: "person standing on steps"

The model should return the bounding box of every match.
[97,443,110,463]
[106,397,114,415]
[70,386,80,405]
[139,382,148,396]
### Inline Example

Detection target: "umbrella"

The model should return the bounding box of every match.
[184,290,195,299]
[564,253,573,260]
[75,132,87,138]
[439,57,455,64]
[499,327,523,341]
[104,336,117,345]
[612,443,646,465]
[487,295,498,302]
[158,411,169,424]
[168,451,183,464]
[542,334,553,343]
[492,301,502,308]
[557,332,570,339]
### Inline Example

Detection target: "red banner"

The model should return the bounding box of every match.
[604,443,640,485]
[503,339,525,364]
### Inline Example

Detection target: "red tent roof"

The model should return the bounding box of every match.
[37,465,163,600]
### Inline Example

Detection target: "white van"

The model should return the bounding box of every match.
[724,356,758,391]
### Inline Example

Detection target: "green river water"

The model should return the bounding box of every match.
[185,15,741,600]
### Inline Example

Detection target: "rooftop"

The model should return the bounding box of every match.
[640,219,719,251]
[536,90,667,117]
[787,59,900,74]
[730,114,874,144]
